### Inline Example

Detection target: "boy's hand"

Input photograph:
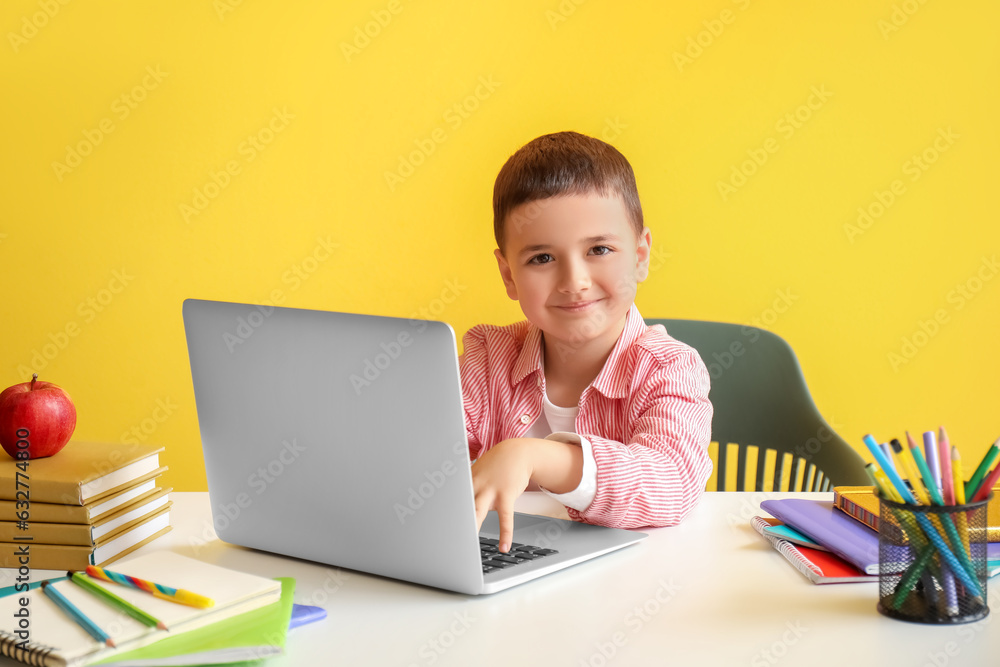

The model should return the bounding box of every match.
[471,438,584,552]
[471,439,534,553]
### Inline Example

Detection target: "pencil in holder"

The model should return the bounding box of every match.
[877,492,991,624]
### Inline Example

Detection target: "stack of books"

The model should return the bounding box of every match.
[0,442,172,570]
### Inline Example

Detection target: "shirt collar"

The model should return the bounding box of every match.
[589,304,645,399]
[509,304,645,397]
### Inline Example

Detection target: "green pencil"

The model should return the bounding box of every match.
[965,440,999,500]
[68,571,168,631]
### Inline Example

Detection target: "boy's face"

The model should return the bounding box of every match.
[495,192,651,357]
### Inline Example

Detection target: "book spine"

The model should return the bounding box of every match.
[0,543,93,570]
[835,495,879,532]
[0,501,91,524]
[0,522,95,546]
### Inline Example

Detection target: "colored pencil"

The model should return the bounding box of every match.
[923,430,941,494]
[85,566,215,609]
[41,580,116,648]
[68,571,168,631]
[970,456,1000,504]
[965,440,999,500]
[937,428,954,505]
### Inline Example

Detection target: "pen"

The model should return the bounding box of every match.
[68,571,168,631]
[42,580,116,648]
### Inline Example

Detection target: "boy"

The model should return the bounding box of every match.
[461,131,713,553]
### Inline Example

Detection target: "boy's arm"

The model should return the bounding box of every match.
[570,348,713,529]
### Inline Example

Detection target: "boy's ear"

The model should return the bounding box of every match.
[494,249,519,301]
[634,227,653,283]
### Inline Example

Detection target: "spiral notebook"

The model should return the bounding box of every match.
[0,551,281,667]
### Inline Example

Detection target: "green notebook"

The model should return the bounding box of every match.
[90,577,295,666]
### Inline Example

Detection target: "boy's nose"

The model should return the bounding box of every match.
[558,260,591,293]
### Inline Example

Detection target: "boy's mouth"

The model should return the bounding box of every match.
[554,299,602,313]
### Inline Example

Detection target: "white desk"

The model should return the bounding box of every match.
[6,492,998,666]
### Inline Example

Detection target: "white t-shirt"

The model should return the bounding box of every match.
[521,393,598,512]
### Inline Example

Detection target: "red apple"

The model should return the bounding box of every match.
[0,374,77,460]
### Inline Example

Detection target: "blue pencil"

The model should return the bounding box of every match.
[41,580,116,648]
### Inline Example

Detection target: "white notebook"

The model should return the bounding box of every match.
[0,551,281,667]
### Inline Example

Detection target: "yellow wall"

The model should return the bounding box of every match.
[2,1,997,491]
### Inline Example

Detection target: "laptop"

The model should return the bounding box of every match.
[182,298,646,595]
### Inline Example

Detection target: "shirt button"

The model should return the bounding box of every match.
[520,414,532,424]
[536,376,541,387]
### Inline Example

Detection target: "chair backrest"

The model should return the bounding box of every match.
[647,319,869,492]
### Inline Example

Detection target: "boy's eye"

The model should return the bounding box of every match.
[527,253,554,265]
[590,245,613,256]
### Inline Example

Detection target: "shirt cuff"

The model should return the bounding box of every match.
[539,431,597,512]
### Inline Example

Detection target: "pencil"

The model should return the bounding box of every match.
[85,566,215,609]
[965,439,999,500]
[68,571,168,631]
[970,455,1000,504]
[41,580,116,648]
[937,428,954,505]
[922,430,941,494]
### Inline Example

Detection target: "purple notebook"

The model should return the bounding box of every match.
[761,499,881,574]
[761,499,1000,575]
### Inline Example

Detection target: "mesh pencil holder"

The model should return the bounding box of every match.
[877,492,991,624]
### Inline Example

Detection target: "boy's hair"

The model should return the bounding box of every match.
[492,131,644,252]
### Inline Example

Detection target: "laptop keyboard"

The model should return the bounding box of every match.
[480,537,558,574]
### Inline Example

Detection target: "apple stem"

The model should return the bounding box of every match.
[30,373,37,391]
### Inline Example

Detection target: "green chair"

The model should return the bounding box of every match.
[646,319,869,492]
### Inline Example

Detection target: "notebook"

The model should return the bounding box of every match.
[761,498,1000,577]
[182,298,647,595]
[0,551,282,667]
[751,516,877,584]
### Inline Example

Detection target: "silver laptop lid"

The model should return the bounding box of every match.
[182,299,484,594]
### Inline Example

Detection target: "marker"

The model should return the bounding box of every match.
[863,434,915,503]
[68,571,168,631]
[42,580,116,648]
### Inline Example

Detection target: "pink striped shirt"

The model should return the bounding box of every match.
[460,305,714,529]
